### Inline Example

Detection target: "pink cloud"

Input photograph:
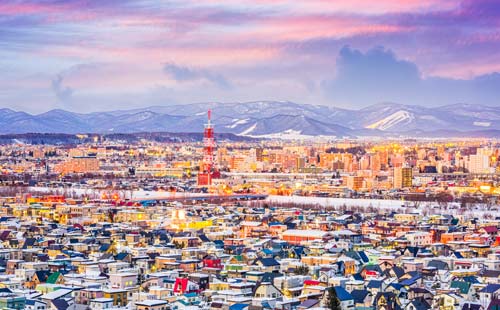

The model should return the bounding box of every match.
[0,2,100,23]
[193,0,458,14]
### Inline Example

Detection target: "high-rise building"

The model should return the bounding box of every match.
[255,148,263,162]
[296,157,306,170]
[346,176,364,191]
[402,167,413,188]
[393,167,412,188]
[467,154,490,173]
[370,153,381,172]
[359,155,370,170]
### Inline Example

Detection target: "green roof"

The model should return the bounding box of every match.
[450,281,470,295]
[46,272,61,284]
[233,255,243,261]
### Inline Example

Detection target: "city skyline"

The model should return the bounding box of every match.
[1,0,500,113]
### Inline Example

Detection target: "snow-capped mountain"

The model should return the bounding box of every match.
[334,102,500,133]
[0,101,499,137]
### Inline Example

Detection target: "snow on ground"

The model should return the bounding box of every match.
[27,186,498,219]
[28,187,213,200]
[244,129,339,141]
[268,195,406,209]
[266,195,498,218]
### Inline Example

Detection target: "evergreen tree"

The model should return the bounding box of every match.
[326,287,341,310]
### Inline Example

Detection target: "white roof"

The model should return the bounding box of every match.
[92,298,114,303]
[282,230,328,238]
[42,289,73,300]
[240,221,262,227]
[136,299,168,306]
[332,229,356,236]
[108,272,137,277]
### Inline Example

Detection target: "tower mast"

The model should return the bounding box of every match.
[198,109,218,186]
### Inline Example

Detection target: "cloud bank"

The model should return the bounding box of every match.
[0,0,499,112]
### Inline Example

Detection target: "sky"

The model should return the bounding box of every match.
[1,0,500,113]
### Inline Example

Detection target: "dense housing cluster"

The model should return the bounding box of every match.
[0,137,499,309]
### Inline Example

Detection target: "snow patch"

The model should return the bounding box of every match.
[225,118,249,128]
[258,129,304,138]
[239,123,257,135]
[244,129,342,140]
[366,110,414,131]
[280,129,302,135]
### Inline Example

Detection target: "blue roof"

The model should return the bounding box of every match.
[400,275,421,286]
[115,252,129,260]
[400,278,417,286]
[99,244,110,252]
[334,286,353,301]
[229,303,249,310]
[462,276,479,284]
[480,284,500,293]
[350,289,369,303]
[52,299,69,310]
[298,299,318,308]
[257,258,280,266]
[358,251,369,263]
[389,283,404,291]
[367,280,383,289]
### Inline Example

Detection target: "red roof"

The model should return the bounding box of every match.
[482,226,498,233]
[304,280,320,286]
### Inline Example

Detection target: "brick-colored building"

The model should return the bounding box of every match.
[54,156,99,174]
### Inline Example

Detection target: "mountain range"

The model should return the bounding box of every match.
[1,101,500,138]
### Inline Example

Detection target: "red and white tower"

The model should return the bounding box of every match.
[198,110,220,186]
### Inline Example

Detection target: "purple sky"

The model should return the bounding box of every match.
[1,0,499,113]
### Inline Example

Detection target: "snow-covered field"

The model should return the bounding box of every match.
[27,186,212,200]
[24,187,500,219]
[246,129,340,141]
[265,195,499,219]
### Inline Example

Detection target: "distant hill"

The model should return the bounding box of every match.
[0,132,255,145]
[2,101,500,138]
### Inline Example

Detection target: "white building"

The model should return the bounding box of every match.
[405,231,433,247]
[467,154,490,173]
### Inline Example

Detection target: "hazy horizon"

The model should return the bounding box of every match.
[2,100,499,115]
